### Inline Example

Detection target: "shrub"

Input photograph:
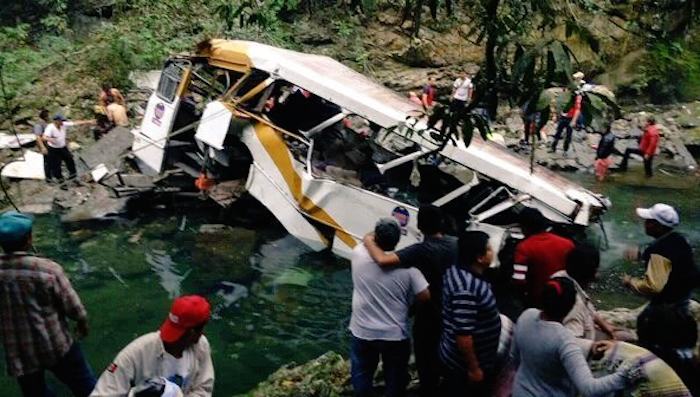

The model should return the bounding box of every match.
[639,37,700,103]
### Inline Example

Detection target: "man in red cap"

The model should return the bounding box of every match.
[91,295,214,397]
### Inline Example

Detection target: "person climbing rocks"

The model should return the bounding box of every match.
[550,86,583,155]
[106,95,130,127]
[0,211,96,397]
[350,218,430,397]
[99,83,125,108]
[618,117,659,177]
[363,205,457,397]
[91,295,214,397]
[593,126,618,182]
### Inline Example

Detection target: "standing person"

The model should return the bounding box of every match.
[91,295,214,397]
[33,109,51,180]
[363,205,457,396]
[511,277,639,397]
[550,88,583,154]
[552,244,631,341]
[450,73,473,115]
[621,203,699,393]
[512,207,574,308]
[350,219,430,397]
[106,96,130,127]
[43,114,92,182]
[421,77,437,108]
[594,126,617,182]
[618,117,659,177]
[439,231,502,397]
[0,211,95,397]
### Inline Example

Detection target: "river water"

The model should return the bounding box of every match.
[0,171,698,396]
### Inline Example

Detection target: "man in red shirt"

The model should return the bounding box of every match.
[512,208,575,308]
[619,117,659,177]
[421,77,436,108]
[550,90,583,154]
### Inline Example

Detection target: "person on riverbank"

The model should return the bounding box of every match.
[621,203,699,394]
[439,231,502,396]
[552,244,632,341]
[363,205,457,396]
[618,117,659,177]
[594,126,618,182]
[33,109,51,179]
[512,207,574,309]
[91,295,214,397]
[99,83,125,107]
[0,211,96,397]
[550,88,583,155]
[511,277,640,397]
[350,218,430,397]
[106,96,130,127]
[450,73,473,115]
[422,76,437,108]
[43,114,93,183]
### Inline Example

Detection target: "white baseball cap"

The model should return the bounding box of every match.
[635,203,679,228]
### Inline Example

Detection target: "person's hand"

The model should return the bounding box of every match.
[569,121,576,128]
[590,340,615,360]
[623,246,639,261]
[467,367,484,383]
[76,319,89,339]
[621,274,633,288]
[363,233,375,245]
[644,154,651,160]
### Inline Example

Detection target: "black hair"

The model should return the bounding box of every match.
[39,109,49,120]
[417,204,444,236]
[374,219,401,251]
[458,230,490,266]
[0,232,31,253]
[519,207,547,234]
[541,277,576,321]
[566,243,600,286]
[647,116,656,125]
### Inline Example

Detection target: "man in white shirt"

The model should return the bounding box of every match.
[42,114,92,182]
[349,218,430,397]
[91,295,215,397]
[450,74,474,114]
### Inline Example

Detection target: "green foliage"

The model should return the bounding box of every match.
[216,0,301,31]
[87,34,137,90]
[638,38,700,103]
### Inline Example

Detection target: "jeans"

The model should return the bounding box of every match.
[350,336,411,397]
[16,343,96,397]
[619,148,654,177]
[47,146,77,181]
[551,117,573,152]
[441,369,492,397]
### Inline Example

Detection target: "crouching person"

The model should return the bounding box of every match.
[91,295,214,397]
[349,219,430,397]
[439,231,502,397]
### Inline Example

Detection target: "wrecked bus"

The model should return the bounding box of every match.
[130,39,610,261]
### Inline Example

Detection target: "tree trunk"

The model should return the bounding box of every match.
[413,0,424,37]
[445,0,453,16]
[401,0,412,25]
[483,0,500,118]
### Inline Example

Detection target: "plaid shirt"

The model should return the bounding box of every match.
[0,252,87,376]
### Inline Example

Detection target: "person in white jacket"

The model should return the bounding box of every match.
[91,295,214,397]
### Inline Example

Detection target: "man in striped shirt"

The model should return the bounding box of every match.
[0,211,95,396]
[439,231,501,397]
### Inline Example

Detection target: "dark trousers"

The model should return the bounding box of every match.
[551,117,573,152]
[42,153,51,180]
[16,343,96,397]
[619,148,654,177]
[413,317,441,396]
[449,99,467,116]
[350,336,411,397]
[441,369,492,397]
[47,146,77,181]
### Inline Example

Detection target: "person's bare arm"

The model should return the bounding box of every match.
[593,313,616,339]
[362,233,401,267]
[69,119,96,126]
[456,335,484,382]
[415,288,430,304]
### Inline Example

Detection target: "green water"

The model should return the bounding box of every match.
[0,169,698,396]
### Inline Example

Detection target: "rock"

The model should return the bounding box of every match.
[394,39,447,68]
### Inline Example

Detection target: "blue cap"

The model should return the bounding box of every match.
[53,114,66,121]
[0,211,34,244]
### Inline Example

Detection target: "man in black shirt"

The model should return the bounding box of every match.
[363,205,458,396]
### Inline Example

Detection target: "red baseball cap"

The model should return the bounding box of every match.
[160,295,211,343]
